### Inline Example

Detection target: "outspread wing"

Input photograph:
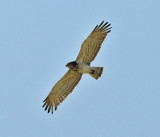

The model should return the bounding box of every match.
[76,21,112,64]
[42,70,82,114]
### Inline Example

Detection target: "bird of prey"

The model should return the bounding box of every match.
[42,21,112,114]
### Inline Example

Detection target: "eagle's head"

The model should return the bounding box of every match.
[66,61,78,70]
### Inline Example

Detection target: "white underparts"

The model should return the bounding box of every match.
[76,60,92,74]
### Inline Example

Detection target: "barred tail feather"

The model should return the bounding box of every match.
[89,67,104,80]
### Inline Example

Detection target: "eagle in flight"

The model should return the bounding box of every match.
[42,21,112,114]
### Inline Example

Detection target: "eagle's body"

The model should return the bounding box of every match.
[66,60,92,74]
[42,21,112,114]
[77,60,91,73]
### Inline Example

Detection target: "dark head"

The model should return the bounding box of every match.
[66,61,78,69]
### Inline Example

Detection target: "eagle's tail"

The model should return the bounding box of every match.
[89,67,104,80]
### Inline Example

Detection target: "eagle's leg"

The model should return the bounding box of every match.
[91,69,95,74]
[89,67,104,80]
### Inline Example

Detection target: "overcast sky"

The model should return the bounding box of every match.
[0,0,160,137]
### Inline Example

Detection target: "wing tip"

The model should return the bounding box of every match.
[93,21,112,33]
[42,97,56,114]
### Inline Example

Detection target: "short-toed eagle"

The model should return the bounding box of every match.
[42,21,112,114]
